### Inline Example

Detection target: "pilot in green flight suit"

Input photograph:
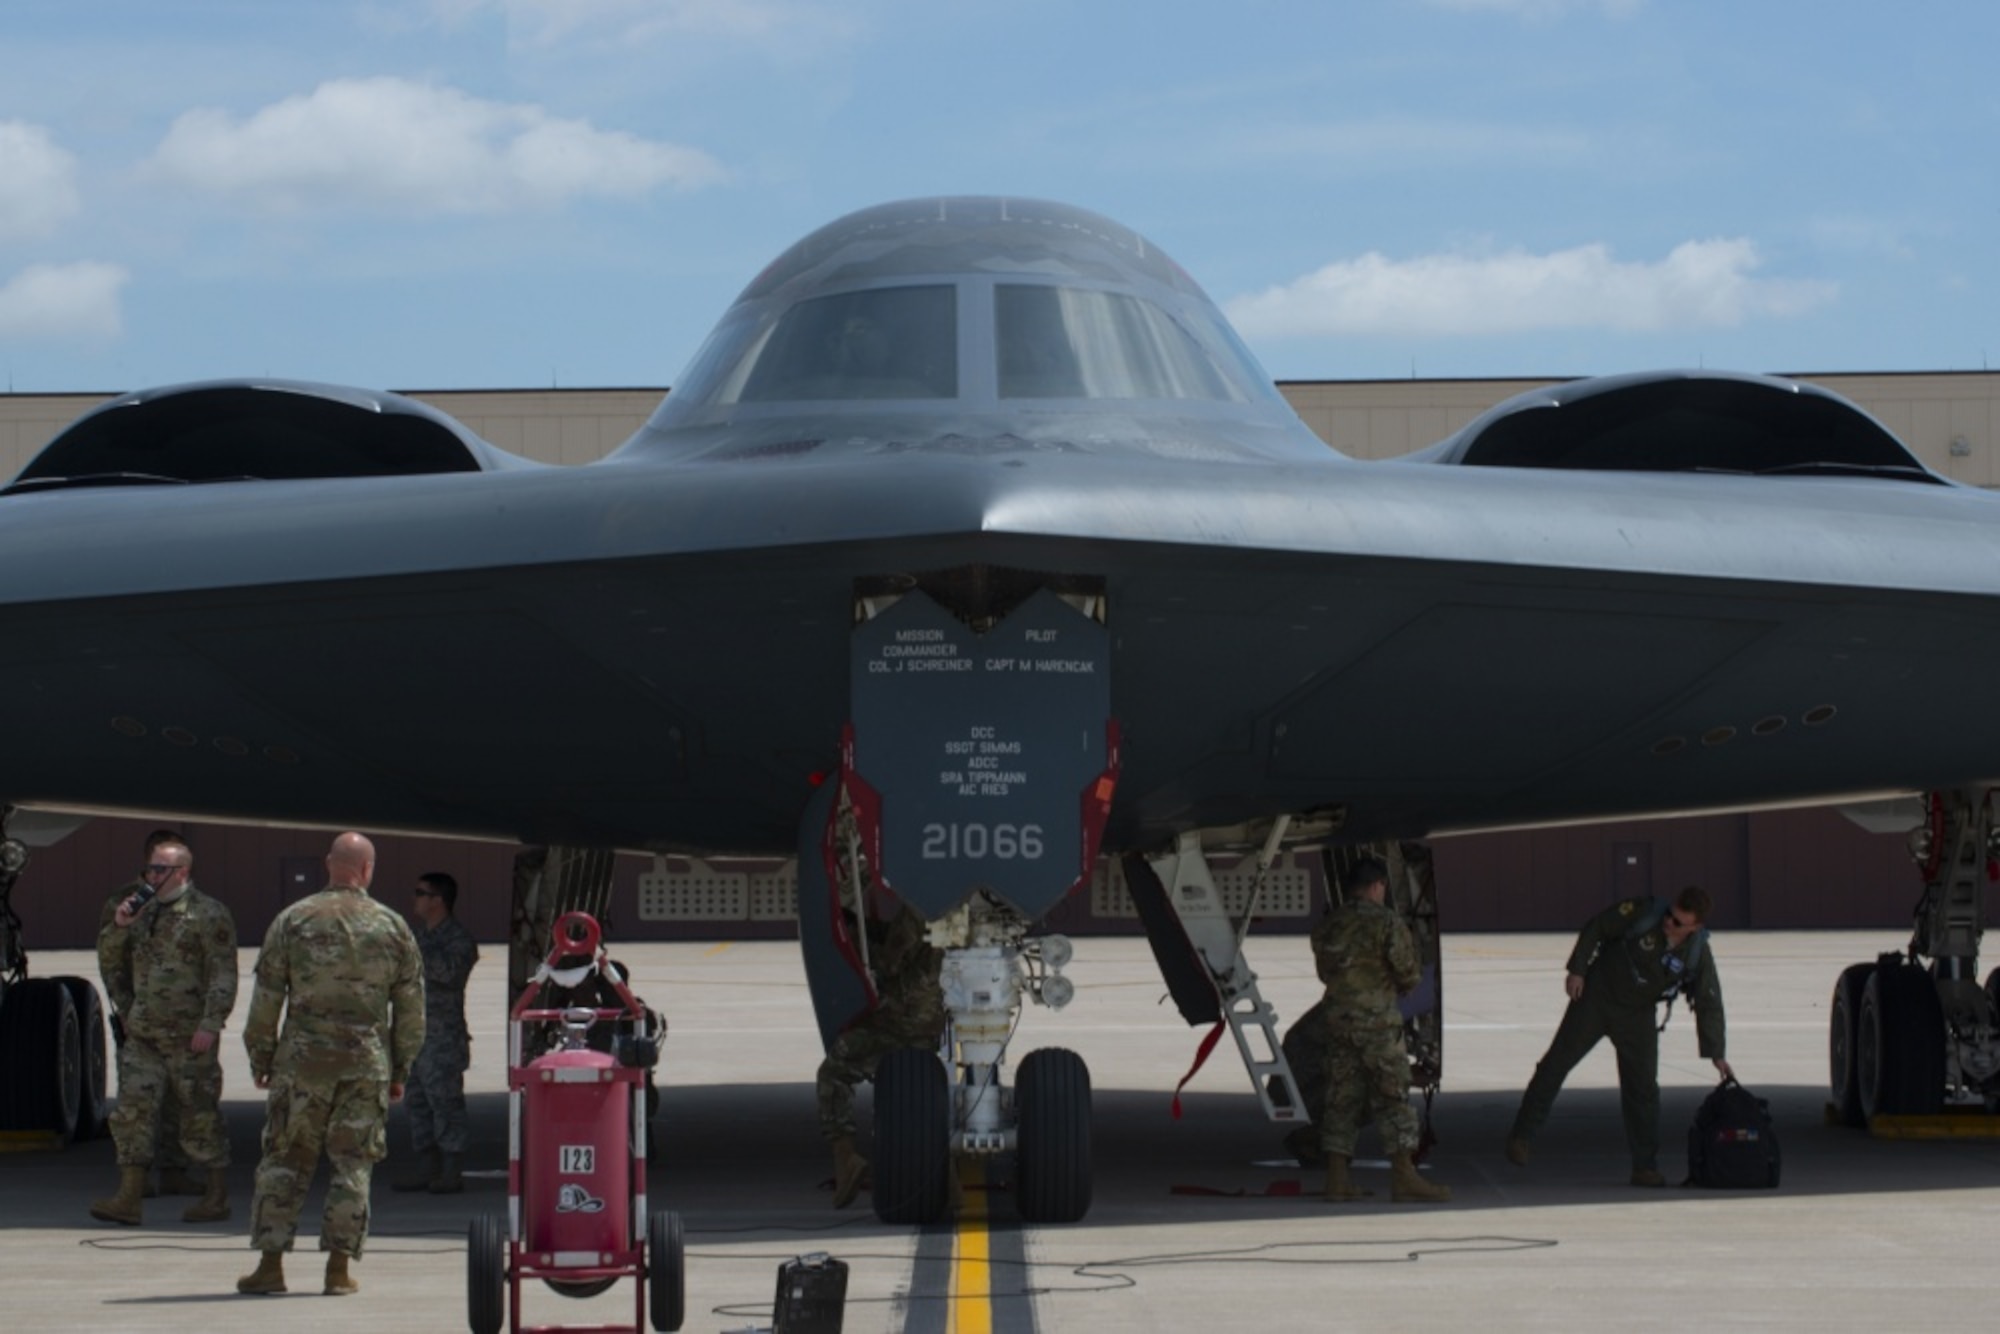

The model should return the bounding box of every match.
[1505,887,1731,1186]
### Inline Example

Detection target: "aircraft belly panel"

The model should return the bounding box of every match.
[1266,602,1772,784]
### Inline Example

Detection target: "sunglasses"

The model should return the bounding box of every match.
[1664,910,1692,930]
[143,863,184,876]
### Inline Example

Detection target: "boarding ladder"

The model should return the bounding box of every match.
[1146,828,1305,1122]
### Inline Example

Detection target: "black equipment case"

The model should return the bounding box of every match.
[1686,1075,1781,1188]
[773,1251,849,1334]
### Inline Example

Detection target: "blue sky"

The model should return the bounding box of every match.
[0,0,1994,394]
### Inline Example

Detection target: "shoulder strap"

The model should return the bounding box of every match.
[1683,926,1709,976]
[1624,896,1667,942]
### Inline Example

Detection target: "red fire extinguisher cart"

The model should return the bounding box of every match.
[468,911,685,1334]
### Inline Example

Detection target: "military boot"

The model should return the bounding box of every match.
[1388,1151,1452,1203]
[429,1152,465,1194]
[830,1135,869,1210]
[88,1166,148,1226]
[182,1167,231,1222]
[157,1165,203,1196]
[236,1251,287,1295]
[1323,1152,1371,1202]
[324,1250,360,1296]
[392,1147,442,1192]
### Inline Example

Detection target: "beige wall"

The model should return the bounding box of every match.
[3,371,1996,481]
[420,389,660,466]
[1279,377,1558,460]
[0,397,103,484]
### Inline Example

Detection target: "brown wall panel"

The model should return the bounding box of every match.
[0,805,1951,954]
[1745,807,1930,929]
[9,816,523,954]
[1432,809,1914,934]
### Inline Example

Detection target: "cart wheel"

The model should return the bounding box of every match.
[648,1210,685,1332]
[468,1213,505,1334]
[55,977,109,1142]
[1016,1047,1093,1223]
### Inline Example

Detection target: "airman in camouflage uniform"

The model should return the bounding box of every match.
[1276,995,1334,1166]
[89,838,239,1227]
[1313,857,1449,1204]
[1506,885,1730,1187]
[237,833,424,1299]
[816,899,945,1208]
[392,871,479,1194]
[97,828,196,1198]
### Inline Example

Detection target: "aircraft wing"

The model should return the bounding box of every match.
[2,196,1994,900]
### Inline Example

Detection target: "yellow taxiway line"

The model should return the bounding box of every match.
[948,1157,994,1334]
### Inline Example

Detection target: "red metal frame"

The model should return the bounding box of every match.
[499,911,657,1334]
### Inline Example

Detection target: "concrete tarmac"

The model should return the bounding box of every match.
[8,929,1999,1332]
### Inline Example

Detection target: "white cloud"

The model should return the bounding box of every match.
[1226,239,1836,339]
[144,77,727,215]
[0,262,128,340]
[0,121,82,243]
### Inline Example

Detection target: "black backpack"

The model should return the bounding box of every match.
[1685,1076,1780,1188]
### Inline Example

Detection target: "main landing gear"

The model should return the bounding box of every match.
[1830,788,2000,1124]
[0,821,109,1146]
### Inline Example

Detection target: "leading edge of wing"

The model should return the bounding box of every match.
[1,436,1998,607]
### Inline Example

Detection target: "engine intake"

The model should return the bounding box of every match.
[1405,370,1938,483]
[8,378,528,493]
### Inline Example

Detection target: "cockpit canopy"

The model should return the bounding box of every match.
[650,197,1286,426]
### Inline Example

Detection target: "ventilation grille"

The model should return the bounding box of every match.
[1090,856,1316,918]
[637,859,798,922]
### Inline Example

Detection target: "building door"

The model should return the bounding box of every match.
[1612,842,1652,901]
[279,856,322,907]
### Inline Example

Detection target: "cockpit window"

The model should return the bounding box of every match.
[996,284,1250,402]
[733,285,957,402]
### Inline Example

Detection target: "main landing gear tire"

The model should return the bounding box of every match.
[1857,962,1945,1120]
[54,977,109,1142]
[467,1212,506,1334]
[1828,962,1874,1127]
[0,978,81,1142]
[872,1046,950,1225]
[1015,1046,1093,1224]
[648,1210,686,1332]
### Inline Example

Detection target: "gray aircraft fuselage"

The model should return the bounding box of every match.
[3,197,1996,922]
